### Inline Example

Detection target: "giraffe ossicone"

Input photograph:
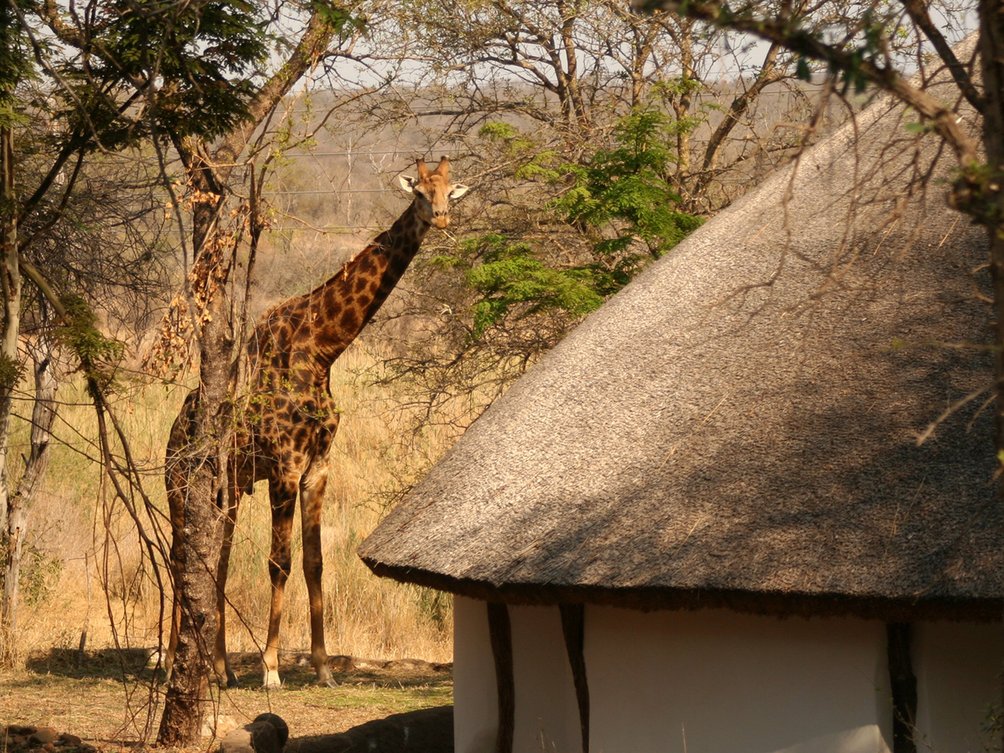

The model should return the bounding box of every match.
[165,156,469,688]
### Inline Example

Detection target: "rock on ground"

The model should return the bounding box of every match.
[1,725,97,753]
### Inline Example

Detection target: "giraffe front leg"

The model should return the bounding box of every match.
[263,477,297,689]
[300,461,333,686]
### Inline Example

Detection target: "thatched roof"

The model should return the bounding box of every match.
[359,70,1002,621]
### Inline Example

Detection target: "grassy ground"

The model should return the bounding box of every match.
[2,341,468,750]
[7,342,464,667]
[1,647,452,749]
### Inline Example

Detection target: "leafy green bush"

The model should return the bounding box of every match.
[554,107,705,259]
[432,234,605,336]
[456,110,704,335]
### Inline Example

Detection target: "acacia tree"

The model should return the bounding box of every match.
[346,0,826,428]
[0,0,176,663]
[3,0,361,741]
[0,0,261,675]
[382,0,810,200]
[0,0,26,663]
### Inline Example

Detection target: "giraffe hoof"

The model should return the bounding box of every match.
[262,670,282,689]
[317,676,338,688]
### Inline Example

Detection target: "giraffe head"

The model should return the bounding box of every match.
[398,157,469,229]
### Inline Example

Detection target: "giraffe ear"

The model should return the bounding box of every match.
[399,174,418,194]
[449,183,469,200]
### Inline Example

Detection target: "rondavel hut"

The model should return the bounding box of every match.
[358,57,1004,753]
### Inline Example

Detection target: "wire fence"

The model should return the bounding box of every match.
[233,84,843,231]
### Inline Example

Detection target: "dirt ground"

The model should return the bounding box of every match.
[0,648,453,752]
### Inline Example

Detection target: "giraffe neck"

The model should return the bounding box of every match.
[300,199,431,370]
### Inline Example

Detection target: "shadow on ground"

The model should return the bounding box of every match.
[25,647,154,681]
[25,648,452,690]
[288,706,453,753]
[225,653,453,690]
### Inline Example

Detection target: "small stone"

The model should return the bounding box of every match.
[59,734,82,745]
[203,714,239,740]
[220,727,254,753]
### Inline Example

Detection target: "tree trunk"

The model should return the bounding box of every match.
[0,122,22,667]
[155,12,337,741]
[157,292,232,745]
[157,161,234,744]
[1,325,57,665]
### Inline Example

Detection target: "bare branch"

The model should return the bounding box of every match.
[636,0,981,165]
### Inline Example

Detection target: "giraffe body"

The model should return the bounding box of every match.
[165,158,468,687]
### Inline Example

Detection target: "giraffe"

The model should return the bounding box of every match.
[165,156,469,688]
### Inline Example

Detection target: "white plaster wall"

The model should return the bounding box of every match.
[454,598,582,753]
[454,596,498,753]
[913,621,1004,753]
[587,607,891,753]
[508,604,581,753]
[453,600,1004,753]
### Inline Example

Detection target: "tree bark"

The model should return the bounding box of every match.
[1,326,57,661]
[157,162,232,743]
[0,122,22,667]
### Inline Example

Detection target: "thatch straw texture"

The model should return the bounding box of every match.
[360,66,1001,620]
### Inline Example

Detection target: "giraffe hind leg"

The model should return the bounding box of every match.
[262,475,297,688]
[300,460,333,685]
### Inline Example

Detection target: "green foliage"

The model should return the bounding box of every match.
[57,0,272,145]
[554,107,704,259]
[311,0,360,31]
[455,109,704,341]
[951,162,1004,226]
[478,121,562,181]
[0,354,24,394]
[650,76,702,100]
[444,233,606,336]
[0,1,32,128]
[55,295,124,390]
[795,57,812,82]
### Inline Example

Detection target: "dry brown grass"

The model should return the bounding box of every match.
[6,340,465,671]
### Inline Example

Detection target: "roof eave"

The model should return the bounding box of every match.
[361,557,1004,623]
